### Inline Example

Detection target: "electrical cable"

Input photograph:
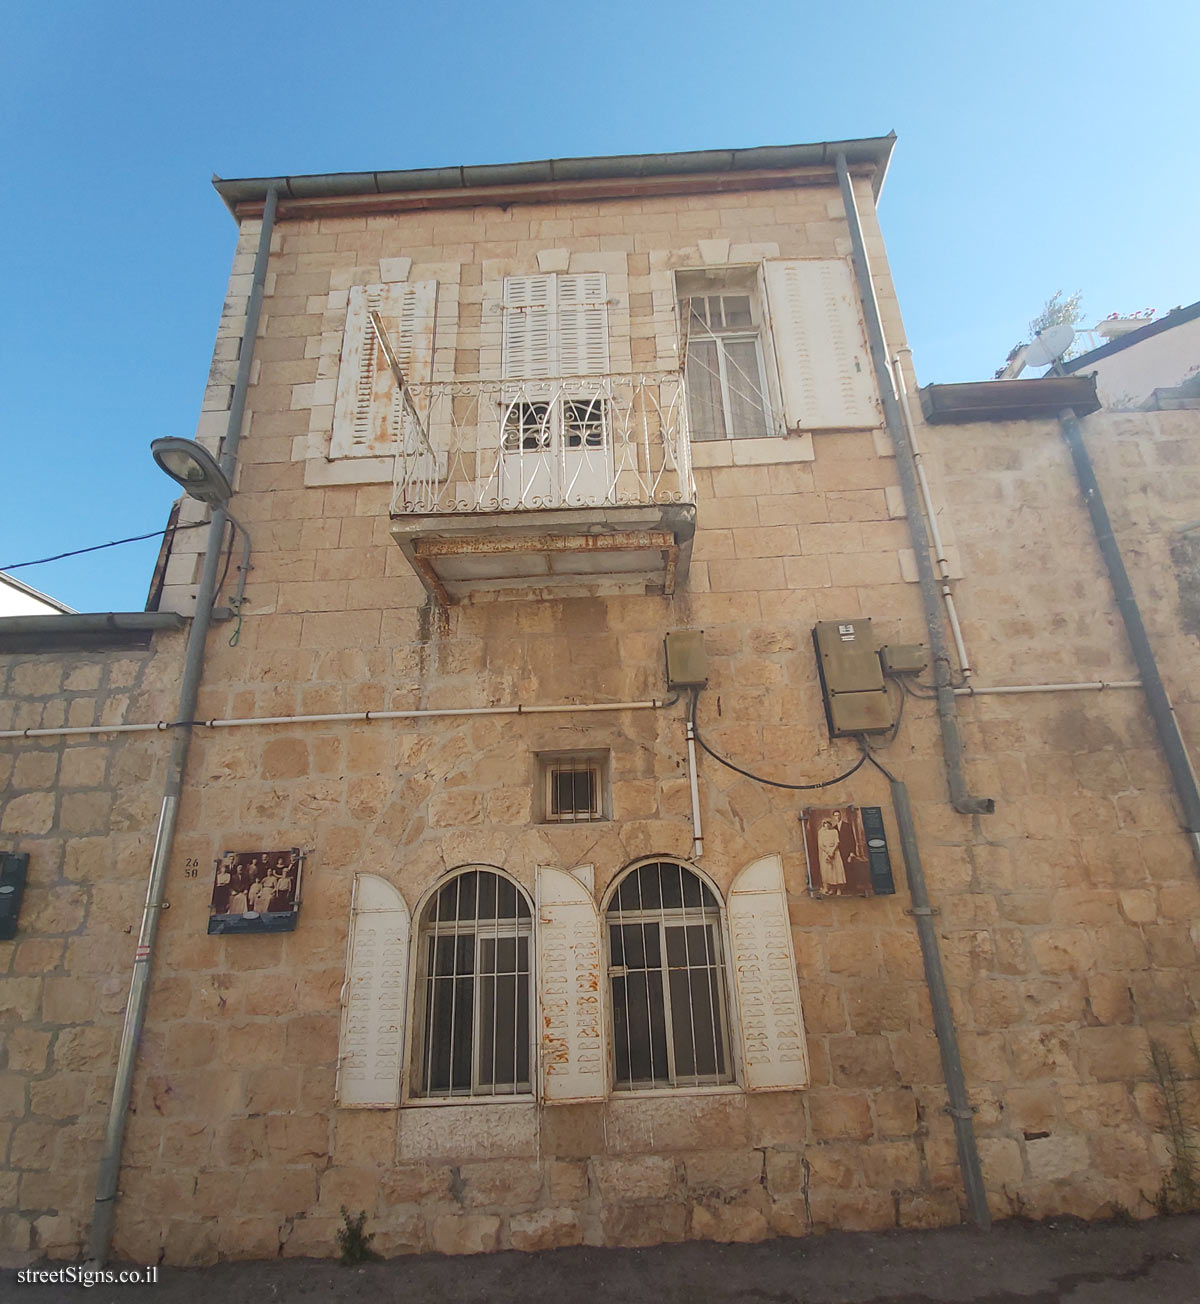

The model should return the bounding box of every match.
[862,748,899,783]
[215,518,236,602]
[689,687,868,791]
[3,522,206,572]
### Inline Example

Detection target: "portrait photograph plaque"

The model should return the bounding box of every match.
[208,848,304,934]
[801,806,895,898]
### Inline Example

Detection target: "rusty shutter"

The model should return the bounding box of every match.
[535,865,606,1102]
[336,873,411,1108]
[727,854,809,1091]
[331,280,437,458]
[763,259,878,432]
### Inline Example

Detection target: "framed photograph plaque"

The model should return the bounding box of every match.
[208,848,304,934]
[801,806,895,898]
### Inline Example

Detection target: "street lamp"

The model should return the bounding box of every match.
[150,436,233,506]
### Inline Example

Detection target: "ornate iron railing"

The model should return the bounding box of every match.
[390,374,695,515]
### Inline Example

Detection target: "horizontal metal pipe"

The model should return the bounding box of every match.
[953,681,1140,696]
[0,698,671,741]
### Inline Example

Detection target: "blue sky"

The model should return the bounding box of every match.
[2,0,1196,612]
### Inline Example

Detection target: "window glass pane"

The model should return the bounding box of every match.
[724,338,769,437]
[610,920,660,969]
[684,339,726,442]
[503,402,551,451]
[422,933,474,1094]
[668,965,725,1078]
[563,399,606,450]
[477,936,530,1092]
[612,968,668,1086]
[721,295,754,329]
[551,767,596,817]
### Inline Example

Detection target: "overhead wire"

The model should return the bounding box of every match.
[3,522,207,572]
[688,687,868,791]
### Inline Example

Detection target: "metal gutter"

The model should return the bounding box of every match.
[212,135,897,215]
[0,612,186,652]
[1063,300,1200,372]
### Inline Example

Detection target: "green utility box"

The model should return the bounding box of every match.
[813,620,894,736]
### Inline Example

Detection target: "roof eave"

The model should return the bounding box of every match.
[212,134,898,218]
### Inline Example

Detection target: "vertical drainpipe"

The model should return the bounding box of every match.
[86,187,280,1266]
[834,153,992,817]
[1057,406,1200,875]
[834,154,991,1228]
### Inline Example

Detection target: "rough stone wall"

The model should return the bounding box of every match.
[0,640,182,1260]
[2,175,1197,1266]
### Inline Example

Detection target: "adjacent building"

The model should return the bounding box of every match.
[2,136,1199,1266]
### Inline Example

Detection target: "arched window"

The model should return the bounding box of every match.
[605,861,733,1090]
[412,868,533,1098]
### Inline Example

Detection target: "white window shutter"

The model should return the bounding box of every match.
[336,873,411,1108]
[727,854,809,1091]
[503,275,557,380]
[535,865,606,1102]
[763,259,878,431]
[557,273,610,377]
[331,280,437,457]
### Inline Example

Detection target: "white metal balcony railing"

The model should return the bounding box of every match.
[389,374,695,517]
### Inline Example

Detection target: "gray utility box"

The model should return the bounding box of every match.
[813,620,894,736]
[880,643,928,676]
[664,629,709,689]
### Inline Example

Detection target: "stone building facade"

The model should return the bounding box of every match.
[2,137,1199,1265]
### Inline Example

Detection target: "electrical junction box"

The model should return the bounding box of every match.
[881,643,928,676]
[664,629,708,689]
[813,620,894,736]
[0,853,30,941]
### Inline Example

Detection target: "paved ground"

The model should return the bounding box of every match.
[7,1215,1198,1303]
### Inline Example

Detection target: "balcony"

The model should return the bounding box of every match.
[389,373,696,603]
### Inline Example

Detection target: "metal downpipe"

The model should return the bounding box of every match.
[883,770,991,1228]
[86,188,279,1265]
[835,153,992,817]
[1058,407,1200,876]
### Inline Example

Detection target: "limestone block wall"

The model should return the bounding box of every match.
[2,171,1197,1266]
[0,639,182,1260]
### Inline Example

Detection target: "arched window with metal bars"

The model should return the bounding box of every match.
[604,860,734,1091]
[411,867,533,1099]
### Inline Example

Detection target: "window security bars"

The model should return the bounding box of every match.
[543,756,604,823]
[390,374,694,515]
[679,295,771,441]
[414,870,533,1098]
[606,862,732,1090]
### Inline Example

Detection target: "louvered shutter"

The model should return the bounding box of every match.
[336,874,411,1108]
[557,274,610,377]
[331,280,437,457]
[763,259,878,431]
[727,855,809,1091]
[536,866,606,1102]
[502,274,609,379]
[503,275,557,380]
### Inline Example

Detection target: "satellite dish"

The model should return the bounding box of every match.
[1025,323,1075,368]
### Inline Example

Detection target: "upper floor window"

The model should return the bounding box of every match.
[412,868,533,1098]
[538,750,610,824]
[606,860,733,1090]
[677,270,772,442]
